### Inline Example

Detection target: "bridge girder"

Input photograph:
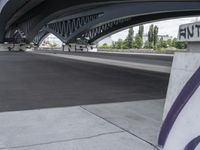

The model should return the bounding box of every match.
[6,0,129,42]
[32,30,49,46]
[36,1,200,45]
[0,0,45,43]
[42,13,104,43]
[6,1,200,42]
[87,11,200,44]
[2,1,200,44]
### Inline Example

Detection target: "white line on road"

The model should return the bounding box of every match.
[32,52,171,74]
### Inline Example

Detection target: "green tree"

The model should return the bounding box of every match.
[112,41,116,49]
[122,39,129,49]
[172,38,187,49]
[144,41,150,49]
[126,27,134,48]
[167,39,172,47]
[134,34,143,49]
[148,24,154,48]
[138,25,144,38]
[115,39,124,49]
[175,41,187,49]
[153,25,159,49]
[147,24,159,49]
[159,37,168,49]
[137,25,144,48]
[172,38,177,47]
[99,43,112,49]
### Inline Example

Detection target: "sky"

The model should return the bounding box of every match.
[111,16,200,41]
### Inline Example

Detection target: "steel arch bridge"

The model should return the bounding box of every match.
[1,0,200,46]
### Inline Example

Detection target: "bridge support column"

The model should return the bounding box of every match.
[62,44,71,52]
[0,43,32,51]
[159,22,200,150]
[0,43,10,51]
[64,43,97,52]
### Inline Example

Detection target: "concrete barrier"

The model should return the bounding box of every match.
[0,43,32,51]
[159,22,200,150]
[63,43,97,52]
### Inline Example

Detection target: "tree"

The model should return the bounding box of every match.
[172,38,177,48]
[138,25,144,38]
[112,41,116,49]
[172,38,187,49]
[137,25,144,48]
[148,24,154,48]
[115,39,124,49]
[167,39,172,47]
[144,41,150,49]
[99,43,112,49]
[147,24,159,49]
[175,41,187,49]
[153,25,159,49]
[126,27,134,48]
[159,37,168,49]
[122,39,129,49]
[134,34,143,49]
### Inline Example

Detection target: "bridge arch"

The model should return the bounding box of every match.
[32,30,50,46]
[5,1,200,44]
[87,11,200,44]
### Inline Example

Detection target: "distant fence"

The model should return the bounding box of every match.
[37,47,187,54]
[98,48,187,54]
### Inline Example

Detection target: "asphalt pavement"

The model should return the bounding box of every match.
[37,49,173,66]
[0,51,169,112]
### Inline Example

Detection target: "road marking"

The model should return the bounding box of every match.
[33,52,171,74]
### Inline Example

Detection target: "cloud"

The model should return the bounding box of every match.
[111,16,200,41]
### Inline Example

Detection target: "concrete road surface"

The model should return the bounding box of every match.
[37,50,173,67]
[0,51,169,112]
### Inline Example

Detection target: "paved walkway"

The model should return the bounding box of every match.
[0,99,163,150]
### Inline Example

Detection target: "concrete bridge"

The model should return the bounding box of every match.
[0,1,200,150]
[0,0,200,48]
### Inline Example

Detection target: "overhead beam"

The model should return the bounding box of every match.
[62,1,200,43]
[88,11,200,44]
[32,30,49,46]
[9,1,200,42]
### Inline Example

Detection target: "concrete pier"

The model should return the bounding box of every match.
[63,43,97,52]
[160,22,200,150]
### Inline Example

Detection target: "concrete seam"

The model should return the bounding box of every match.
[80,106,160,150]
[0,131,124,150]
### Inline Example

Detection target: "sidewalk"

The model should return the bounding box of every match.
[0,99,164,150]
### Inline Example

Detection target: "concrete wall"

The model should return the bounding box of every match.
[0,44,32,51]
[64,44,97,52]
[162,52,200,150]
[0,43,9,51]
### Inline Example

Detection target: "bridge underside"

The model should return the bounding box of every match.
[1,1,200,46]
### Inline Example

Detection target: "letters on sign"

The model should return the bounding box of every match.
[178,22,200,42]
